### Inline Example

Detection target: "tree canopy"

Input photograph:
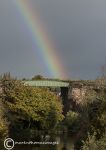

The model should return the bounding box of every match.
[1,79,64,131]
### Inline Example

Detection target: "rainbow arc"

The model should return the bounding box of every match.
[13,0,67,79]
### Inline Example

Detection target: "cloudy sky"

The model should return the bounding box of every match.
[0,0,106,79]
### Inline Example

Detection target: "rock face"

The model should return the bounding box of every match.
[0,83,2,94]
[60,86,87,114]
[60,84,89,113]
[69,87,86,104]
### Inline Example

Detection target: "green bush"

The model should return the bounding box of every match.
[65,111,79,130]
[0,100,9,148]
[82,132,106,150]
[1,79,64,133]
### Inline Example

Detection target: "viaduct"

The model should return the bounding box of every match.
[24,80,106,114]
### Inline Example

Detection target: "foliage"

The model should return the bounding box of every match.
[73,87,106,149]
[65,111,79,130]
[82,132,106,150]
[32,75,44,80]
[77,88,106,134]
[0,99,9,147]
[1,79,64,132]
[85,90,106,136]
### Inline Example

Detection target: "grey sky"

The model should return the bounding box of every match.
[0,0,106,79]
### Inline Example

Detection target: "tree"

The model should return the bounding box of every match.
[101,65,106,78]
[32,75,44,80]
[1,79,64,133]
[74,87,106,149]
[0,99,9,148]
[65,111,79,130]
[82,132,106,150]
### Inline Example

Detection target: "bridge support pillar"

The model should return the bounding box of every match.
[61,87,69,115]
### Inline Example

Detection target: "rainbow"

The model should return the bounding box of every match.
[13,0,67,79]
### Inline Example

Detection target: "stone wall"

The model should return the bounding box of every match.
[68,87,87,104]
[0,83,2,94]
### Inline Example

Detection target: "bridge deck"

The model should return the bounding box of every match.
[24,80,69,87]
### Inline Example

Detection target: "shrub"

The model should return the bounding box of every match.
[0,100,9,148]
[65,111,79,130]
[1,79,64,133]
[82,132,106,150]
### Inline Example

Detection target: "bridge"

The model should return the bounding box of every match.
[24,80,69,87]
[23,80,106,115]
[24,80,69,115]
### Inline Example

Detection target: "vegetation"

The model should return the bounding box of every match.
[0,73,106,149]
[72,86,106,149]
[0,74,64,141]
[32,74,44,80]
[82,132,106,150]
[0,99,8,148]
[65,111,79,131]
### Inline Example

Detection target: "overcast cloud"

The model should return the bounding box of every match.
[0,0,106,79]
